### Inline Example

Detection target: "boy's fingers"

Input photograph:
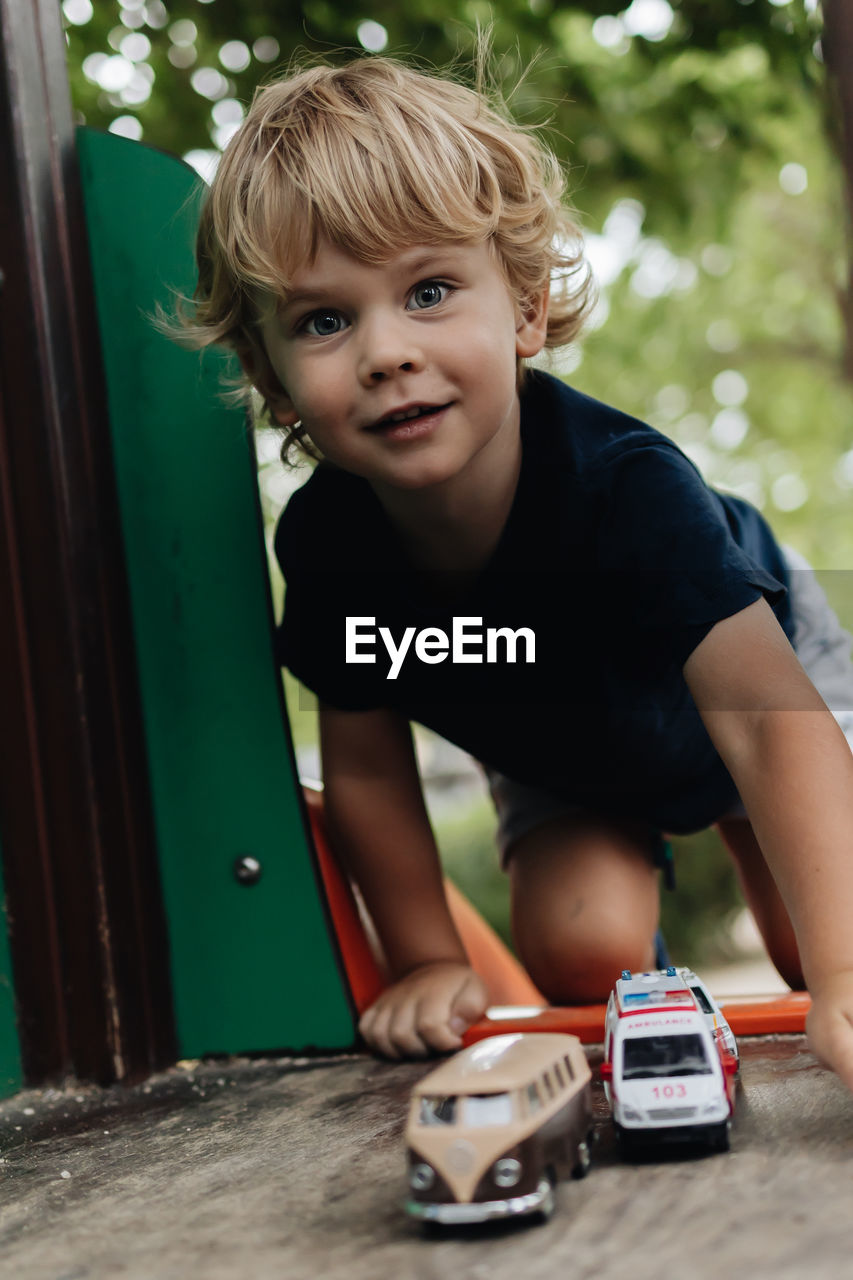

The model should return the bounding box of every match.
[362,993,430,1059]
[449,972,490,1032]
[807,1004,853,1094]
[358,966,486,1059]
[413,991,465,1054]
[387,1003,432,1058]
[359,999,399,1059]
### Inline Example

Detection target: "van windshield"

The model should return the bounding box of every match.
[418,1096,457,1125]
[622,1034,712,1079]
[462,1094,514,1127]
[417,1093,514,1127]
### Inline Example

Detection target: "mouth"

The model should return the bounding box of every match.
[366,402,453,433]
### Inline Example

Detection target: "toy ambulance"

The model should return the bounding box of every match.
[600,967,738,1151]
[678,966,739,1065]
[404,1033,594,1226]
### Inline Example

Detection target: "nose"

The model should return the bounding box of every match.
[356,310,425,385]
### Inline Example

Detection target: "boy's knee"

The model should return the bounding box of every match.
[515,916,655,1005]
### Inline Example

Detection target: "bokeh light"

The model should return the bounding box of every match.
[779,163,808,195]
[183,149,220,182]
[700,245,734,277]
[356,21,389,52]
[191,68,229,101]
[219,41,251,73]
[118,7,146,30]
[143,2,168,30]
[711,408,749,450]
[591,17,627,51]
[108,114,143,140]
[771,473,808,511]
[621,0,674,42]
[94,55,135,93]
[705,320,740,354]
[211,99,244,128]
[654,384,690,422]
[119,33,151,62]
[712,370,749,407]
[833,451,853,491]
[169,46,197,68]
[169,20,198,46]
[253,37,280,63]
[63,0,94,25]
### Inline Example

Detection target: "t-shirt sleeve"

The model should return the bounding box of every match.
[592,441,788,669]
[273,484,388,712]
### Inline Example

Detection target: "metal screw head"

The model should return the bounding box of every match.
[233,856,262,885]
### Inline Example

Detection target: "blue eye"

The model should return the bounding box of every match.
[303,310,346,336]
[409,282,448,310]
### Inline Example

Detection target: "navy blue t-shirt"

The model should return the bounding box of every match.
[275,371,792,834]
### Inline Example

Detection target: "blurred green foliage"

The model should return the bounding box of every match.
[64,0,853,565]
[63,0,852,971]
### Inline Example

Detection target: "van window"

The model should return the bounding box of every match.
[621,1034,712,1080]
[461,1094,514,1127]
[526,1083,542,1113]
[418,1096,457,1126]
[542,1072,555,1099]
[563,1054,575,1081]
[553,1062,564,1089]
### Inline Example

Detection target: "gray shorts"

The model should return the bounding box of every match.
[484,546,853,862]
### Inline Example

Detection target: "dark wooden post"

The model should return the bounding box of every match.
[0,0,176,1081]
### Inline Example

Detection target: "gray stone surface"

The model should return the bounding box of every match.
[0,1037,851,1280]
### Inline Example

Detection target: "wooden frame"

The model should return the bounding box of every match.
[0,0,175,1082]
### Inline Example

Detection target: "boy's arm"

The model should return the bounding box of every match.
[683,597,853,1092]
[318,702,488,1057]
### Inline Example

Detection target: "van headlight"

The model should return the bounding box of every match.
[620,1106,642,1122]
[409,1162,435,1191]
[492,1158,522,1188]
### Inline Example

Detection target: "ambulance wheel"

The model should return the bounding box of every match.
[708,1120,731,1153]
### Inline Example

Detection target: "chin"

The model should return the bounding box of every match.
[382,461,464,491]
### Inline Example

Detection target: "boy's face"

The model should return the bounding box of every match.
[254,238,548,494]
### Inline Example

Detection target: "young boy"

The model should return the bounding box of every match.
[185,55,853,1091]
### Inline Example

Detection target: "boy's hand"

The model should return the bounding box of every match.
[805,972,853,1094]
[358,962,489,1059]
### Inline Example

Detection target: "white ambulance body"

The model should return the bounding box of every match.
[601,968,737,1150]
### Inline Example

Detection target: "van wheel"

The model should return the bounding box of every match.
[571,1139,592,1179]
[531,1172,556,1224]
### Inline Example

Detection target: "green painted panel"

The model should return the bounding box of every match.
[0,850,22,1097]
[76,128,354,1055]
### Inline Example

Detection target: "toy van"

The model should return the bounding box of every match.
[404,1033,593,1226]
[601,968,738,1151]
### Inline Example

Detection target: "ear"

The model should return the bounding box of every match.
[515,282,550,359]
[238,337,300,428]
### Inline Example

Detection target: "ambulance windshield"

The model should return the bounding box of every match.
[622,1034,712,1079]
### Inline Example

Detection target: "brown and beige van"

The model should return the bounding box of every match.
[404,1033,594,1226]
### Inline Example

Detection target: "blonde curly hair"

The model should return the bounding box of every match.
[177,53,593,460]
